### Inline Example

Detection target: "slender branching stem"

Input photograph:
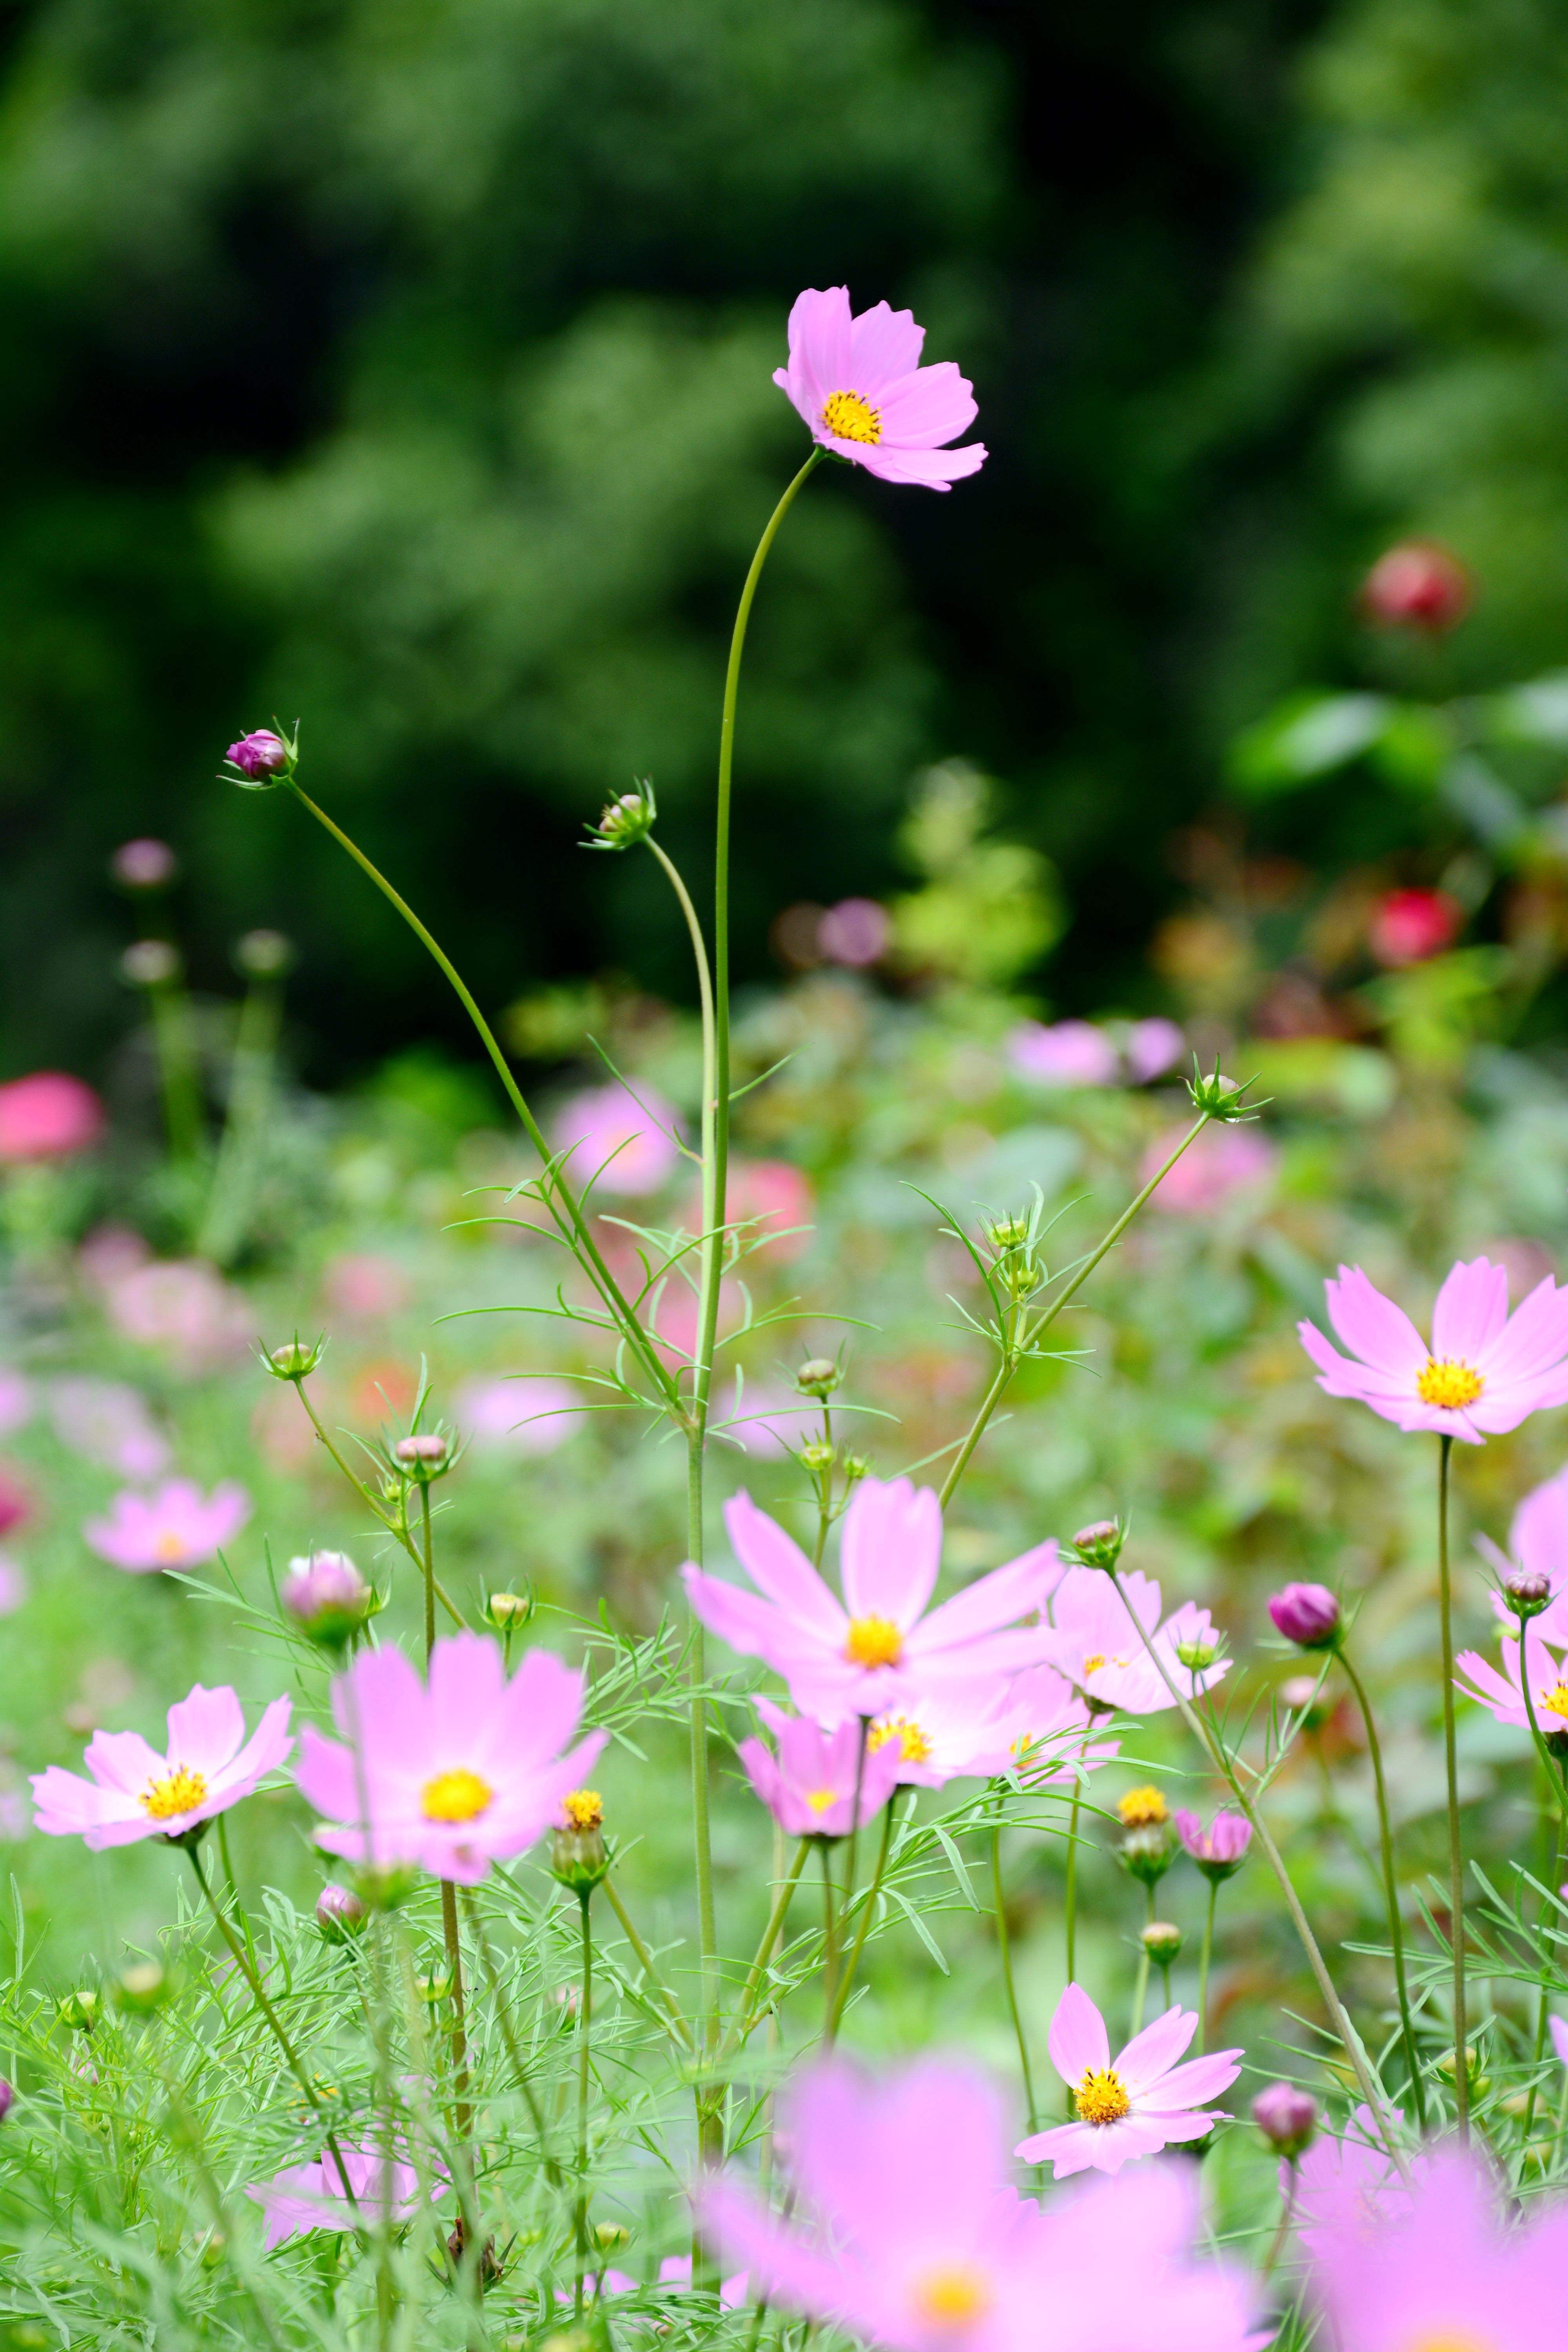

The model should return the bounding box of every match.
[991,1821,1036,2128]
[1196,1879,1218,2056]
[290,1380,464,1625]
[1131,1884,1154,2037]
[828,1795,899,2037]
[730,1839,811,2047]
[1435,1433,1469,2143]
[601,1873,693,2051]
[1522,1800,1566,2151]
[818,1840,839,2032]
[574,1890,595,2319]
[462,1894,563,2186]
[1338,1642,1427,2129]
[1262,2158,1299,2279]
[419,1484,436,1663]
[1064,1782,1082,1985]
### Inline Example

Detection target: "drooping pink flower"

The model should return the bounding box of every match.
[1454,1621,1568,1737]
[773,288,985,492]
[30,1682,292,1849]
[1299,1259,1568,1443]
[295,1633,606,1885]
[1481,1463,1568,1643]
[683,1476,1061,1725]
[1368,887,1462,969]
[1040,1566,1228,1716]
[246,2138,439,2248]
[1016,1984,1241,2178]
[552,1081,682,1198]
[0,1072,103,1161]
[1143,1122,1276,1215]
[1172,1808,1251,1877]
[1302,2145,1568,2352]
[454,1375,580,1455]
[738,1698,902,1838]
[83,1479,250,1574]
[1007,1020,1120,1089]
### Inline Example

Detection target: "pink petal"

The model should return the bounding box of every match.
[1048,1982,1110,2083]
[1550,2016,1568,2069]
[333,1644,430,1779]
[163,1684,245,1775]
[1323,1267,1428,1376]
[847,300,925,392]
[207,1693,292,1800]
[1430,1258,1510,1365]
[1510,1466,1568,1587]
[1114,2004,1197,2093]
[726,1491,847,1639]
[852,440,986,488]
[788,286,851,413]
[427,1631,505,1764]
[681,1565,827,1669]
[494,1648,586,1770]
[1473,1276,1568,1383]
[79,1728,165,1798]
[908,1539,1060,1655]
[875,361,978,449]
[838,1477,942,1627]
[1138,2049,1242,2111]
[294,1722,361,1822]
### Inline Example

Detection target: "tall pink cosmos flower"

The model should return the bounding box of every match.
[246,2138,439,2248]
[773,289,985,492]
[295,1633,606,1884]
[1016,1985,1240,2178]
[30,1682,291,1849]
[1040,1566,1228,1716]
[682,1476,1060,1726]
[1481,1462,1568,1642]
[1299,1259,1568,1443]
[738,1698,902,1837]
[1454,1620,1568,1739]
[1302,2145,1568,2352]
[1173,1808,1252,1875]
[83,1479,250,1573]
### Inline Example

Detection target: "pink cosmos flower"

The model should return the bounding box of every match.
[454,1375,580,1455]
[773,288,985,492]
[683,1476,1061,1726]
[1288,2104,1415,2263]
[739,1697,902,1837]
[1172,1808,1252,1875]
[83,1479,250,1574]
[1040,1566,1229,1716]
[105,1259,250,1366]
[1368,886,1462,969]
[818,898,891,967]
[869,1667,1116,1791]
[552,1082,682,1198]
[1299,1259,1568,1443]
[246,2138,439,2248]
[1302,2145,1568,2352]
[1016,1984,1241,2178]
[48,1377,169,1479]
[295,1632,606,1885]
[30,1682,292,1849]
[1454,1621,1568,1739]
[1480,1463,1568,1642]
[1007,1020,1120,1089]
[1143,1122,1276,1215]
[0,1072,103,1161]
[1124,1018,1186,1083]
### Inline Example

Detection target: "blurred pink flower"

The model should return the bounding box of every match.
[1007,1020,1119,1089]
[868,1668,1114,1791]
[296,1632,606,1885]
[738,1698,902,1837]
[1361,541,1470,634]
[1042,1566,1228,1716]
[78,1224,150,1287]
[251,1383,316,1472]
[1172,1808,1251,1876]
[111,838,177,890]
[683,1476,1061,1726]
[1302,2145,1568,2352]
[83,1479,250,1574]
[48,1377,169,1479]
[773,287,985,492]
[105,1259,249,1366]
[1299,1258,1568,1444]
[716,1376,808,1458]
[1124,1018,1185,1083]
[1289,2103,1416,2263]
[1017,1984,1240,2177]
[654,2256,747,2307]
[0,1072,103,1162]
[0,1370,31,1437]
[0,1556,26,1615]
[0,1466,31,1538]
[0,1783,28,1839]
[1368,886,1462,968]
[726,1158,815,1260]
[818,898,890,967]
[553,1082,681,1198]
[323,1252,413,1322]
[1144,1123,1276,1214]
[1481,1463,1568,1643]
[31,1682,291,1849]
[455,1375,579,1455]
[246,2139,438,2248]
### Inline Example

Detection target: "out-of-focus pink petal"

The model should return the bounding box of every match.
[1431,1257,1510,1365]
[681,1566,819,1667]
[1550,2016,1568,2069]
[163,1684,245,1775]
[1323,1267,1428,1376]
[726,1491,847,1639]
[428,1632,506,1764]
[1048,1982,1110,2083]
[295,1723,363,1822]
[492,1648,586,1771]
[838,1477,942,1626]
[208,1693,293,1798]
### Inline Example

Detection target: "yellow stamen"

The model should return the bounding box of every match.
[1117,1785,1167,1827]
[821,389,881,445]
[1074,2066,1131,2125]
[1541,1684,1568,1724]
[1082,1653,1107,1676]
[1403,2336,1492,2352]
[1416,1358,1484,1409]
[154,1530,189,1564]
[844,1615,902,1669]
[561,1788,602,1830]
[420,1767,493,1824]
[911,2264,989,2328]
[804,1788,838,1816]
[869,1715,932,1764]
[140,1764,208,1821]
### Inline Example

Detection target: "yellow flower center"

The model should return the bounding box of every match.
[911,2264,989,2328]
[1416,1358,1484,1409]
[420,1768,493,1824]
[140,1764,208,1821]
[869,1714,932,1764]
[1541,1684,1568,1724]
[1403,2336,1492,2352]
[1074,2066,1131,2125]
[1082,1652,1107,1676]
[561,1788,602,1830]
[844,1615,903,1669]
[1117,1785,1167,1827]
[821,389,881,445]
[805,1788,838,1816]
[154,1530,190,1564]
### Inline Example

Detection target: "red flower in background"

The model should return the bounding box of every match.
[0,1073,103,1162]
[1359,541,1471,633]
[1368,887,1462,968]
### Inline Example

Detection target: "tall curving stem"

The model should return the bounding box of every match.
[1435,1433,1468,2141]
[1337,1641,1426,2130]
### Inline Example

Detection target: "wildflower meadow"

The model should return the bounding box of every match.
[11,278,1568,2352]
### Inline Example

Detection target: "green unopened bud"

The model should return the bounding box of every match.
[985,1215,1031,1253]
[795,1357,841,1399]
[114,1962,169,2014]
[551,1790,609,1893]
[841,1454,870,1486]
[1175,1635,1220,1672]
[234,928,296,980]
[265,1335,326,1383]
[799,1440,835,1475]
[1070,1519,1125,1571]
[1117,1824,1174,1886]
[58,1988,99,2034]
[350,1863,419,1913]
[416,1967,454,2006]
[999,1254,1041,1300]
[486,1588,534,1632]
[1141,1920,1183,1965]
[593,2222,630,2253]
[1186,1062,1264,1123]
[587,781,656,851]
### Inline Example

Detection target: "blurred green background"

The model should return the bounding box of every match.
[9,0,1568,1083]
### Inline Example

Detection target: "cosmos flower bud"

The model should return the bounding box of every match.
[121,938,181,989]
[587,782,656,851]
[1268,1583,1341,1650]
[282,1551,372,1648]
[1251,2081,1318,2157]
[999,1253,1041,1300]
[593,2222,630,2253]
[1118,1824,1174,1886]
[1175,1634,1220,1671]
[394,1432,453,1480]
[58,1988,98,2034]
[1174,1807,1252,1881]
[1141,1919,1183,1965]
[1503,1566,1553,1621]
[551,1789,608,1894]
[1186,1064,1260,1123]
[795,1358,841,1399]
[265,1334,326,1382]
[416,1960,455,2005]
[841,1454,870,1486]
[115,1961,169,2013]
[1071,1519,1124,1571]
[315,1882,366,1942]
[111,838,177,891]
[985,1215,1031,1253]
[485,1588,534,1632]
[0,2078,11,2124]
[1117,1786,1167,1828]
[1359,541,1470,635]
[799,1440,836,1475]
[234,928,296,980]
[223,728,294,784]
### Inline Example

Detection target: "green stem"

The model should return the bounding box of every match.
[1064,1783,1082,1985]
[1338,1643,1426,2130]
[1131,1883,1154,2038]
[938,1113,1210,1508]
[574,1890,594,2319]
[730,1839,811,2047]
[819,1840,839,2033]
[198,976,282,1262]
[991,1822,1036,2129]
[462,1894,563,2186]
[601,1874,693,2051]
[1262,2159,1298,2279]
[1521,1779,1566,2150]
[829,1797,898,2037]
[290,1381,464,1626]
[419,1484,436,1663]
[1196,1879,1217,2056]
[149,978,203,1163]
[1436,1433,1468,2143]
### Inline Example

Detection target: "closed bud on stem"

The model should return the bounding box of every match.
[234,927,296,980]
[58,1988,98,2034]
[485,1587,534,1632]
[985,1214,1031,1254]
[593,2223,630,2252]
[795,1358,841,1399]
[394,1431,453,1481]
[281,1550,372,1648]
[316,1882,366,1943]
[1437,2045,1487,2095]
[1117,1823,1174,1886]
[1186,1063,1261,1122]
[551,1789,608,1893]
[999,1253,1041,1301]
[114,1962,169,2014]
[1503,1566,1552,1621]
[416,1961,455,2005]
[1175,1633,1220,1671]
[841,1453,870,1486]
[264,1334,326,1383]
[223,728,295,787]
[1251,2082,1318,2157]
[1268,1583,1341,1651]
[799,1440,835,1475]
[1141,1920,1183,1965]
[1071,1519,1124,1571]
[587,780,656,851]
[121,939,181,989]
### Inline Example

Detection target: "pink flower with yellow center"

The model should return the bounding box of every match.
[738,1698,902,1838]
[1016,1984,1241,2178]
[83,1478,250,1574]
[773,288,986,492]
[682,1476,1061,1726]
[1299,1259,1568,1443]
[1040,1567,1228,1717]
[1454,1622,1568,1738]
[295,1632,605,1885]
[867,1667,1117,1791]
[29,1682,292,1849]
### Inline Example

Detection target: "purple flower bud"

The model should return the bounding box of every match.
[1504,1566,1552,1620]
[1071,1519,1124,1571]
[1268,1582,1341,1650]
[315,1882,366,1942]
[1251,2081,1318,2156]
[281,1551,370,1647]
[111,838,178,890]
[0,2077,12,2123]
[394,1432,452,1477]
[225,730,290,779]
[1173,1807,1252,1880]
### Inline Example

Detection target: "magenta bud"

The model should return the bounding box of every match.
[225,730,290,779]
[394,1432,452,1477]
[1504,1567,1552,1621]
[0,2077,11,2123]
[1251,2081,1318,2156]
[281,1551,371,1647]
[1071,1520,1124,1571]
[1268,1583,1341,1650]
[1174,1806,1252,1880]
[112,838,178,890]
[315,1883,366,1942]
